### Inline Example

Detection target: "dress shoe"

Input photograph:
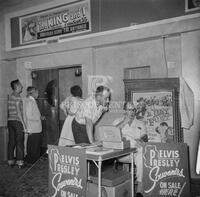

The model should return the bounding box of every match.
[17,164,29,169]
[8,163,15,168]
[17,164,25,169]
[136,193,143,197]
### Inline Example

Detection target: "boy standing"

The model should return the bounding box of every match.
[24,86,42,164]
[7,79,25,168]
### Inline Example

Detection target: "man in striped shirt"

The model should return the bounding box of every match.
[7,79,25,168]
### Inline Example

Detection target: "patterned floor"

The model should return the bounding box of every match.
[0,157,48,197]
[1,157,200,197]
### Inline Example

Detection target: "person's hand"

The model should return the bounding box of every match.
[41,116,46,120]
[123,116,130,124]
[63,110,68,117]
[91,141,102,146]
[117,116,129,129]
[24,129,31,135]
[135,139,143,148]
[100,105,109,113]
[161,136,167,143]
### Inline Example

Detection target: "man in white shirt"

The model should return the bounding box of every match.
[72,86,111,144]
[113,102,148,197]
[24,86,42,164]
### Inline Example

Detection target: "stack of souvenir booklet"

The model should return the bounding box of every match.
[72,143,114,155]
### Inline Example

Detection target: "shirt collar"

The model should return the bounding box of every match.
[28,95,35,100]
[125,118,137,127]
[90,96,99,108]
[12,92,21,97]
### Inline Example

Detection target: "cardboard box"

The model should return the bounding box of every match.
[87,179,131,197]
[89,169,131,187]
[103,140,130,150]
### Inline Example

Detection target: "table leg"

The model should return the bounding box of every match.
[87,161,90,178]
[98,158,102,197]
[131,152,134,197]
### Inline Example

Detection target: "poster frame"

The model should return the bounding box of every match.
[185,0,200,12]
[131,89,175,142]
[123,78,182,143]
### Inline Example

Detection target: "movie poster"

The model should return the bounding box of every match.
[19,0,91,44]
[185,0,200,12]
[143,143,190,197]
[48,145,87,197]
[132,91,174,142]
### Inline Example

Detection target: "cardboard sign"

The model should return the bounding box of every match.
[48,145,87,197]
[143,143,190,197]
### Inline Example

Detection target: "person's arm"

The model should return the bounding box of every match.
[60,96,72,116]
[115,116,129,130]
[139,123,148,142]
[85,117,94,143]
[60,101,68,116]
[26,100,40,121]
[135,123,148,147]
[68,111,76,116]
[16,100,27,131]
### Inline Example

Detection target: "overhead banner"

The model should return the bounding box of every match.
[48,145,87,197]
[142,143,190,197]
[19,0,91,44]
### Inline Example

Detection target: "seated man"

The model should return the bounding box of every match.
[113,101,148,197]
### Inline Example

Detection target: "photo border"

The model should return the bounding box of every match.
[132,90,176,142]
[185,0,200,12]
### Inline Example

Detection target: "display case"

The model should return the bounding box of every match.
[123,78,183,143]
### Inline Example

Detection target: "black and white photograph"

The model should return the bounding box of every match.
[0,0,200,197]
[185,0,200,12]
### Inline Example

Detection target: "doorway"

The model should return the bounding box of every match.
[59,66,82,129]
[32,66,82,152]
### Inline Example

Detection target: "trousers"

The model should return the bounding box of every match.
[7,120,24,163]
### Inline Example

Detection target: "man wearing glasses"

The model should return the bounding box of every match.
[113,101,148,197]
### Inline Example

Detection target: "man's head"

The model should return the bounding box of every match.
[10,79,23,94]
[27,86,39,99]
[124,102,137,120]
[95,86,111,107]
[70,85,82,98]
[160,122,168,128]
[157,122,168,135]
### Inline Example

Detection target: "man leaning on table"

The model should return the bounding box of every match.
[113,101,148,197]
[72,85,111,144]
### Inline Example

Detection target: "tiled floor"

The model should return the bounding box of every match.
[0,157,48,197]
[191,178,200,197]
[0,157,200,197]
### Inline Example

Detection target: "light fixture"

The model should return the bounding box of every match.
[31,71,38,79]
[75,67,82,77]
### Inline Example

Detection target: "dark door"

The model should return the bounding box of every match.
[58,66,82,129]
[32,69,59,152]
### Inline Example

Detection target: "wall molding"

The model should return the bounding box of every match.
[3,13,200,60]
[0,126,7,161]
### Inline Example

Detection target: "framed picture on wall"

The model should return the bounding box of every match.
[185,0,200,12]
[132,91,175,143]
[123,78,182,143]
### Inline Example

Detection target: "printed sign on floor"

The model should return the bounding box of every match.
[48,145,87,197]
[143,143,190,197]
